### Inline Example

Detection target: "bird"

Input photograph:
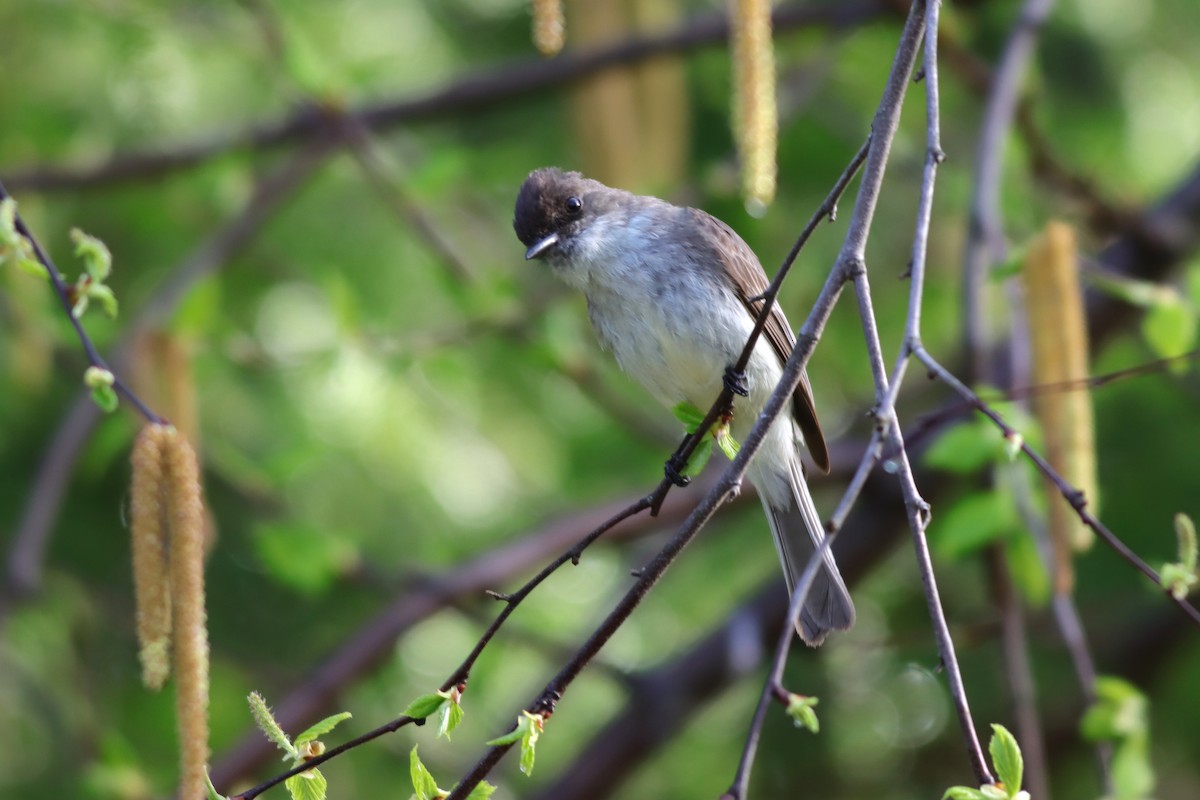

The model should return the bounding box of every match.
[513,167,854,645]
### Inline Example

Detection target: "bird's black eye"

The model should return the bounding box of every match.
[565,196,583,215]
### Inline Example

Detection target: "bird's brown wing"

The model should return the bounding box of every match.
[691,208,830,473]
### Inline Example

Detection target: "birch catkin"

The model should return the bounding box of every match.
[164,429,210,800]
[532,0,565,56]
[130,424,172,690]
[731,0,777,210]
[1023,221,1097,593]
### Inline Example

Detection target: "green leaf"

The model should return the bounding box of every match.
[294,712,352,747]
[463,781,497,799]
[87,283,119,318]
[1160,562,1197,600]
[671,401,707,431]
[1111,733,1155,799]
[253,521,357,596]
[1081,676,1148,741]
[1004,530,1051,607]
[486,725,524,747]
[942,788,989,800]
[932,492,1020,561]
[284,769,328,800]
[404,692,449,721]
[70,228,112,282]
[205,770,227,800]
[87,381,118,413]
[785,693,819,733]
[988,724,1023,797]
[519,732,537,776]
[1176,513,1197,571]
[715,426,741,461]
[437,694,464,740]
[409,746,441,800]
[487,712,543,776]
[0,198,41,277]
[1142,296,1197,360]
[248,692,299,760]
[925,419,1009,474]
[83,366,114,389]
[684,436,713,477]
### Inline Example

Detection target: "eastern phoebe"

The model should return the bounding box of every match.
[513,167,854,646]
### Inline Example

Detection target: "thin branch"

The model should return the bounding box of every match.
[0,181,164,425]
[728,1,1000,792]
[960,0,1056,381]
[3,2,891,194]
[209,483,721,790]
[986,547,1050,800]
[336,115,478,283]
[2,135,338,605]
[234,102,873,800]
[912,343,1200,630]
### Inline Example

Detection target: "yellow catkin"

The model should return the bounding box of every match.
[130,424,172,690]
[1023,221,1098,594]
[731,0,777,210]
[164,429,210,800]
[532,0,565,56]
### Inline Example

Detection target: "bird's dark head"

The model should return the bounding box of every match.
[513,167,610,261]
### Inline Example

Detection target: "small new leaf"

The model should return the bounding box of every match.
[404,692,449,721]
[294,712,352,747]
[486,726,525,747]
[88,282,119,318]
[205,770,228,800]
[1160,563,1197,600]
[988,724,1023,797]
[71,228,112,282]
[284,769,328,800]
[437,690,465,740]
[785,693,819,733]
[1159,512,1198,599]
[671,401,707,431]
[1176,512,1198,570]
[409,746,442,800]
[715,423,741,461]
[486,711,544,776]
[0,198,42,278]
[942,789,990,800]
[685,436,713,477]
[463,782,497,799]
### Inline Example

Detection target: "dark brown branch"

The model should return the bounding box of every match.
[0,180,164,425]
[3,2,891,194]
[1,135,338,606]
[209,482,722,789]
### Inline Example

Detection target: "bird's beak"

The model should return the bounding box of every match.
[524,232,559,260]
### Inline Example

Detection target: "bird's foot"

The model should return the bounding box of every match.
[663,456,691,487]
[723,365,750,397]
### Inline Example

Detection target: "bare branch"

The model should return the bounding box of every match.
[912,343,1200,630]
[2,136,338,606]
[3,2,891,194]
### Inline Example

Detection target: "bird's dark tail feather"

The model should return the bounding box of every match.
[761,459,855,647]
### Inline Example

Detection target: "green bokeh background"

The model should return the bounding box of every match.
[2,1,1199,799]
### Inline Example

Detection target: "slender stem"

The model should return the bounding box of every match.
[0,179,166,425]
[986,547,1050,799]
[912,343,1200,629]
[2,136,338,606]
[4,3,891,193]
[961,0,1056,379]
[728,0,995,792]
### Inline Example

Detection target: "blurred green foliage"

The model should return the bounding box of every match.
[1,1,1199,799]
